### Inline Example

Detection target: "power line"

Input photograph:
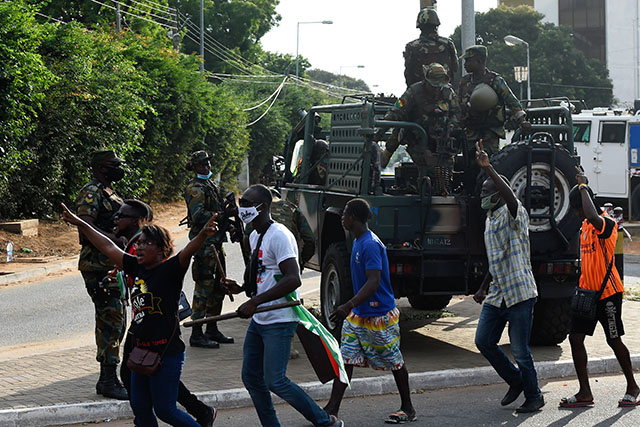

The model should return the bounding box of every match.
[109,0,175,26]
[126,0,176,18]
[183,31,254,75]
[245,77,288,127]
[34,11,67,24]
[130,0,176,13]
[87,0,174,29]
[243,76,288,111]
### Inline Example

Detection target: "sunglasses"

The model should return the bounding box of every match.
[114,212,139,220]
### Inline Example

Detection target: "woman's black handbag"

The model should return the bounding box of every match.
[571,253,614,320]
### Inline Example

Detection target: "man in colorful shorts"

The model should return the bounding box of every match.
[559,172,640,408]
[323,198,416,424]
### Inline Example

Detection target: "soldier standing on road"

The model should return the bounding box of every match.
[459,45,531,191]
[376,63,460,195]
[184,150,234,348]
[559,174,640,408]
[473,141,544,413]
[404,8,458,86]
[75,149,128,400]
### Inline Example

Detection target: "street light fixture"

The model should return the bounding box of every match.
[296,20,333,84]
[339,65,365,94]
[504,35,531,100]
[513,66,529,100]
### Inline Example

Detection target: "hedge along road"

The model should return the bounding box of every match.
[0,237,320,360]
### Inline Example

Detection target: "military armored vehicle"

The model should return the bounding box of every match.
[280,97,581,345]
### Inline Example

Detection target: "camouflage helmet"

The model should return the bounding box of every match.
[186,150,212,171]
[416,8,440,27]
[469,83,499,112]
[422,63,449,87]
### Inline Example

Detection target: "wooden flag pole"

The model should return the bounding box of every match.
[183,300,301,327]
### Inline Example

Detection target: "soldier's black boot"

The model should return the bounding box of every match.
[190,324,220,348]
[97,364,128,400]
[205,323,234,344]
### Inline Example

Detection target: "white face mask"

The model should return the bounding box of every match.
[238,205,261,224]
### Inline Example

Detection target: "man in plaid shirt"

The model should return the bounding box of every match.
[472,141,544,413]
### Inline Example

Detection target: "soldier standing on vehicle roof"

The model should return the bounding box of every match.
[376,63,460,195]
[76,149,128,400]
[459,45,531,191]
[404,8,458,86]
[184,150,234,348]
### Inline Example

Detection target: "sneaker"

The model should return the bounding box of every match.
[501,382,524,406]
[326,414,344,426]
[516,395,545,413]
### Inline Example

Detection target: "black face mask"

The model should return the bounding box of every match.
[105,166,125,182]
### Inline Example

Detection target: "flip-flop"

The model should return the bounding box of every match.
[618,393,640,407]
[384,410,417,424]
[559,395,594,408]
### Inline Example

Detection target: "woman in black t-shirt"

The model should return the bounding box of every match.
[62,203,217,427]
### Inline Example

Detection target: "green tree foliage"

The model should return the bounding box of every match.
[307,69,370,93]
[451,5,613,106]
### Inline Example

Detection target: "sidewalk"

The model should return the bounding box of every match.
[2,283,640,426]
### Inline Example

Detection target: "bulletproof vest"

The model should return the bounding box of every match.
[405,35,455,86]
[404,82,452,151]
[185,179,222,231]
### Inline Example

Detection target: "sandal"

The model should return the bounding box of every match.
[384,410,417,424]
[559,395,594,408]
[618,393,640,407]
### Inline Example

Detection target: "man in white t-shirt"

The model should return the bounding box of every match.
[223,184,343,427]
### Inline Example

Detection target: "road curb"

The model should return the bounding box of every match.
[2,354,639,426]
[0,258,78,286]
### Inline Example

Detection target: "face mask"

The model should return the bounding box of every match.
[105,166,125,182]
[238,204,262,224]
[197,172,213,180]
[481,193,499,210]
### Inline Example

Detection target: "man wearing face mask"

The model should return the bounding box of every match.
[222,184,344,427]
[472,141,544,414]
[75,149,128,400]
[184,150,234,348]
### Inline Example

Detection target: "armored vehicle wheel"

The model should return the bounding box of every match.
[530,297,572,345]
[407,295,452,311]
[490,141,581,255]
[320,243,353,337]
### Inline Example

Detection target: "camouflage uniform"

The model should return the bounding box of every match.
[77,179,125,365]
[377,64,460,194]
[404,31,458,86]
[404,9,458,86]
[184,176,227,321]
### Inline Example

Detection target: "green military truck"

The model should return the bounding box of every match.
[280,97,581,345]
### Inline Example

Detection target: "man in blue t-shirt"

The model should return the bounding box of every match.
[323,198,416,424]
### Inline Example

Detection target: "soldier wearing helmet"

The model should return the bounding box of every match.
[375,63,460,195]
[184,150,234,348]
[404,8,458,87]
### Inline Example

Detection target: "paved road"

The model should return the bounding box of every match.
[63,373,640,427]
[0,239,318,353]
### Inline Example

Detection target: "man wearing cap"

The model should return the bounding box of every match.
[76,149,128,400]
[184,150,234,348]
[404,8,458,86]
[375,62,460,195]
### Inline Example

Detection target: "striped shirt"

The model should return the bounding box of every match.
[484,202,538,308]
[579,213,623,299]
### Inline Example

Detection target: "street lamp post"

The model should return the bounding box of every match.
[504,35,531,100]
[339,65,365,94]
[296,20,333,85]
[513,66,528,100]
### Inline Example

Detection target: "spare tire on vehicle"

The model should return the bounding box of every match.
[488,140,581,255]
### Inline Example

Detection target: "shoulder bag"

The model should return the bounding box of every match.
[127,319,178,376]
[571,240,614,320]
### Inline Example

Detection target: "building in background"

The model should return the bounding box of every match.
[500,0,640,107]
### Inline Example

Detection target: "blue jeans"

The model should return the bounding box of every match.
[475,297,541,400]
[242,320,332,427]
[130,352,199,427]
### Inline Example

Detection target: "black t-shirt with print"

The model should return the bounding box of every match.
[123,253,187,355]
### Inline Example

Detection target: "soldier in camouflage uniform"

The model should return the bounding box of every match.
[459,45,531,191]
[404,9,458,86]
[76,149,128,400]
[184,151,234,348]
[376,63,460,195]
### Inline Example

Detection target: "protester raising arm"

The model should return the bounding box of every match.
[62,203,126,269]
[476,140,518,218]
[178,214,219,268]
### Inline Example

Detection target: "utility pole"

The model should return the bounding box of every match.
[199,0,205,72]
[116,2,121,33]
[461,0,476,54]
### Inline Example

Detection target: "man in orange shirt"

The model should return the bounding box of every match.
[560,172,640,408]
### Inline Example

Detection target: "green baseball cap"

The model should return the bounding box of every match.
[90,149,124,165]
[461,45,488,60]
[187,150,213,170]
